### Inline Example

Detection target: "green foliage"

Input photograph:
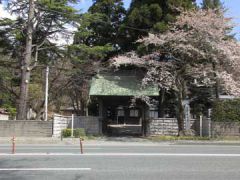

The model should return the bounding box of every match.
[29,84,44,99]
[62,128,72,137]
[148,135,210,141]
[212,99,240,122]
[69,44,113,62]
[68,1,126,116]
[61,128,86,138]
[189,87,214,117]
[0,0,79,119]
[127,4,163,29]
[0,55,18,112]
[153,22,168,33]
[74,128,86,138]
[2,104,17,117]
[74,0,126,51]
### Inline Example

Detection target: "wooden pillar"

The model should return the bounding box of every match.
[141,104,148,136]
[98,98,103,117]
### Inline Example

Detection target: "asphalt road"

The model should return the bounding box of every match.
[0,143,240,180]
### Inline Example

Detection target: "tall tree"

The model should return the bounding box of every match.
[17,0,35,120]
[0,0,79,119]
[119,0,196,118]
[69,0,126,115]
[111,9,240,135]
[202,0,224,99]
[73,0,126,51]
[122,0,196,49]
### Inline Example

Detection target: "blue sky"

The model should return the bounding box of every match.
[77,0,239,40]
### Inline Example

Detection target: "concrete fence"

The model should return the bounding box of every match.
[1,116,239,137]
[192,118,240,137]
[73,116,102,135]
[194,117,211,137]
[211,122,240,137]
[52,114,102,137]
[0,120,52,137]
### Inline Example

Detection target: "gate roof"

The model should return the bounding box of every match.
[89,74,159,96]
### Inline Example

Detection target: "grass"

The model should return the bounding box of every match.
[61,135,102,140]
[147,135,240,142]
[147,136,211,141]
[213,136,240,141]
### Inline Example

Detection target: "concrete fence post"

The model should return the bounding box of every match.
[11,136,16,154]
[71,114,74,137]
[208,118,211,138]
[200,115,203,137]
[163,118,165,135]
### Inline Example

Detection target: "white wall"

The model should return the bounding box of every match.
[0,114,9,120]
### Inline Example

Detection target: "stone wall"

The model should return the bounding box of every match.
[148,118,196,136]
[52,114,71,137]
[52,114,102,137]
[0,120,52,137]
[0,114,9,120]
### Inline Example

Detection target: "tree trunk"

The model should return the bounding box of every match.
[176,78,186,136]
[158,89,165,118]
[34,101,45,120]
[176,90,185,135]
[80,99,85,116]
[215,78,220,99]
[212,62,220,99]
[17,0,34,120]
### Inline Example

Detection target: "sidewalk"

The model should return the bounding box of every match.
[0,136,240,146]
[0,137,159,146]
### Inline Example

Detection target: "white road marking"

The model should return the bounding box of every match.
[0,147,102,150]
[1,153,240,157]
[0,168,91,171]
[1,144,240,148]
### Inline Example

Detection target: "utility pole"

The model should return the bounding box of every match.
[44,66,49,121]
[17,0,35,120]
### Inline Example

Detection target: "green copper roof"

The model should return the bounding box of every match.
[89,75,159,96]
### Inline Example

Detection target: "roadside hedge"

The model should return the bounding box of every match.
[211,99,240,122]
[62,128,86,138]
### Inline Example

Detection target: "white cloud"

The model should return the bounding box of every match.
[0,4,16,19]
[49,25,78,46]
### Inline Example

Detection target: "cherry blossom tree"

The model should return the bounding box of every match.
[111,9,240,135]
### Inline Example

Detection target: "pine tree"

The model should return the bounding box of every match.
[68,0,126,115]
[72,0,126,66]
[202,0,223,9]
[0,0,79,119]
[122,0,196,50]
[75,0,126,48]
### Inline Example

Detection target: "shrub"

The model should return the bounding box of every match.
[61,128,72,137]
[74,128,86,138]
[211,99,240,122]
[61,128,86,138]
